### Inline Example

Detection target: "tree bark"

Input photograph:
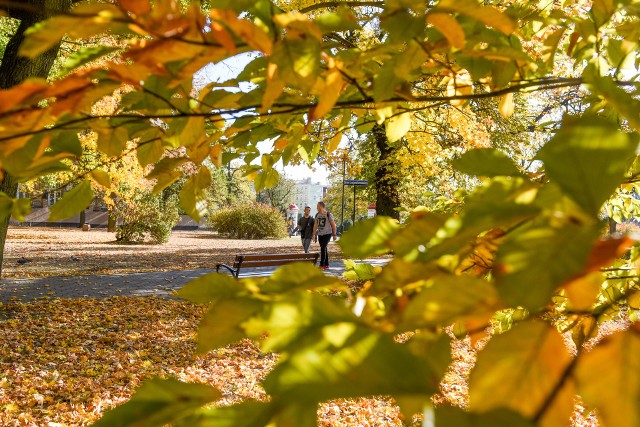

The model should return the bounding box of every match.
[0,0,72,276]
[372,124,401,220]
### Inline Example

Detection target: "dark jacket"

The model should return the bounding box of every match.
[298,216,315,239]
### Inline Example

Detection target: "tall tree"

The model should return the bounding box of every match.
[0,0,76,274]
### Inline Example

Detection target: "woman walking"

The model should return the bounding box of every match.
[312,201,337,269]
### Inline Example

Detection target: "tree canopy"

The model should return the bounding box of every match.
[2,0,640,426]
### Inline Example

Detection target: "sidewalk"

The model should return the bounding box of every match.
[0,259,389,303]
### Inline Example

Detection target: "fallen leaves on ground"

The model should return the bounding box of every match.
[0,297,277,426]
[0,297,417,427]
[3,227,343,278]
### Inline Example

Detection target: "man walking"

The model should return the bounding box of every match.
[312,201,337,269]
[291,206,314,253]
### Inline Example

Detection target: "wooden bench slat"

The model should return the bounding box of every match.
[218,252,320,278]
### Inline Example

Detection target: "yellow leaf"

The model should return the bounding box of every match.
[261,66,285,114]
[437,0,517,35]
[575,328,640,427]
[470,320,574,423]
[328,131,342,154]
[90,169,111,188]
[309,68,344,121]
[446,74,473,107]
[498,93,514,118]
[426,13,465,49]
[210,144,223,167]
[385,112,412,142]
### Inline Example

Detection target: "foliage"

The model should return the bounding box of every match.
[256,175,295,213]
[208,203,287,239]
[115,190,180,244]
[1,0,640,425]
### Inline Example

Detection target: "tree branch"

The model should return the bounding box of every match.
[299,1,384,13]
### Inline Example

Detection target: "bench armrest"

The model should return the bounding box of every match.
[216,263,238,278]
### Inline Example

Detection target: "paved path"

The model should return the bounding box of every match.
[0,259,389,303]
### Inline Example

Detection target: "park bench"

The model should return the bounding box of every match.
[216,252,320,278]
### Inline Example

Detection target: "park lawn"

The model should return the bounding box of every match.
[3,227,343,278]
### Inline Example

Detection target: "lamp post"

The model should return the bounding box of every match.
[340,152,346,234]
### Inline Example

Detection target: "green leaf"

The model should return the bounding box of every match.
[58,45,119,78]
[137,139,164,168]
[452,148,522,177]
[381,9,425,43]
[536,115,639,215]
[338,216,400,258]
[263,327,439,402]
[575,328,640,427]
[176,273,246,304]
[254,168,280,192]
[197,298,265,352]
[314,8,361,33]
[370,260,440,296]
[271,38,321,90]
[401,275,500,329]
[49,131,83,156]
[494,223,600,311]
[385,112,412,142]
[342,261,379,281]
[261,262,343,294]
[19,14,114,58]
[180,167,211,222]
[408,333,453,381]
[48,180,94,222]
[469,320,573,420]
[243,292,357,353]
[587,75,640,132]
[389,213,446,258]
[93,377,221,427]
[0,193,31,222]
[90,169,111,188]
[434,405,535,427]
[176,401,274,427]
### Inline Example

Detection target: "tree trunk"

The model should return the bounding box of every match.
[372,124,401,220]
[79,210,86,227]
[608,217,617,234]
[0,0,72,276]
[107,213,117,232]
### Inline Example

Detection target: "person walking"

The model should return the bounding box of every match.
[291,206,315,253]
[312,201,337,269]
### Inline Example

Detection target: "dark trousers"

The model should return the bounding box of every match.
[318,234,331,267]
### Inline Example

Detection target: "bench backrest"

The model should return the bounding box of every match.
[233,252,319,269]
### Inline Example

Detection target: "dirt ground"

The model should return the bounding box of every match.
[2,227,342,278]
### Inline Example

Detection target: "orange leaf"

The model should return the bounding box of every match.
[210,144,223,167]
[0,79,48,114]
[207,21,237,53]
[309,68,344,122]
[210,9,273,54]
[426,13,465,49]
[584,236,635,274]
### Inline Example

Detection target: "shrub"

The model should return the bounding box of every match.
[208,203,288,239]
[115,191,180,244]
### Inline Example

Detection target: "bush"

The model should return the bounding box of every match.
[115,191,180,244]
[208,203,288,239]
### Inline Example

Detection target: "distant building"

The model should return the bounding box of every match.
[292,178,328,214]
